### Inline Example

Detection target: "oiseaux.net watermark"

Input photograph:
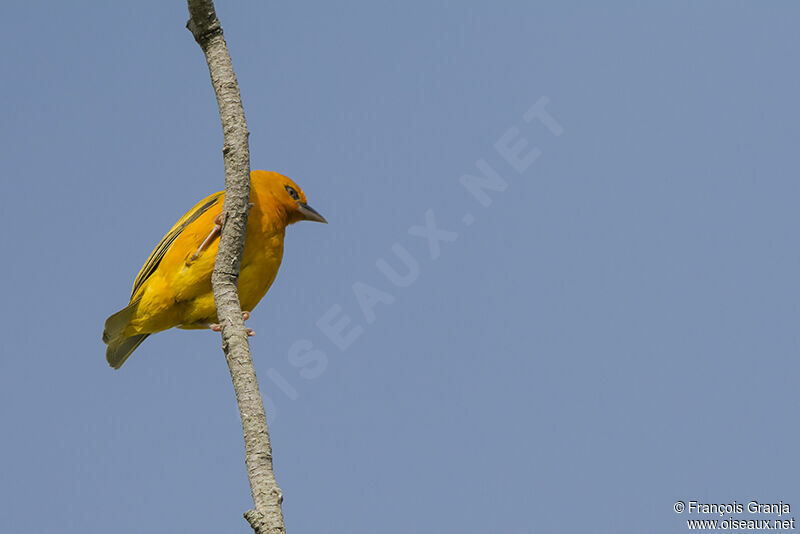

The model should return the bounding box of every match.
[259,96,563,421]
[675,500,795,530]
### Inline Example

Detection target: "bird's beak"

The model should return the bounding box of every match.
[297,202,327,223]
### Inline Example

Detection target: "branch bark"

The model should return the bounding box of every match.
[186,2,286,533]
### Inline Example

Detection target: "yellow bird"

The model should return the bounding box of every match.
[102,170,326,369]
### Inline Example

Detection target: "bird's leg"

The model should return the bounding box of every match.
[189,206,251,264]
[190,213,224,262]
[209,311,255,336]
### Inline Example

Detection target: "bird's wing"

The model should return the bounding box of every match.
[130,191,224,301]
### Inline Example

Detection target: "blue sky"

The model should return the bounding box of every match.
[1,2,799,533]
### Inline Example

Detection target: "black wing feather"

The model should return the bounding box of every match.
[130,193,223,300]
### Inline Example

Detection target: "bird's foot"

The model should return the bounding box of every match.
[209,311,254,335]
[242,311,255,336]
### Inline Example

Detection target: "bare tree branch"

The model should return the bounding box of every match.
[186,2,286,532]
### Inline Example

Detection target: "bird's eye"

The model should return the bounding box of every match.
[285,185,300,201]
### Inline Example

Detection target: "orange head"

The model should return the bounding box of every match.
[251,170,327,225]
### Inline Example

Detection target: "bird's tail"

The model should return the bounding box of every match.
[103,302,149,369]
[105,334,149,369]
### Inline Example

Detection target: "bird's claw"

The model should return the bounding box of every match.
[243,311,255,335]
[209,311,253,334]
